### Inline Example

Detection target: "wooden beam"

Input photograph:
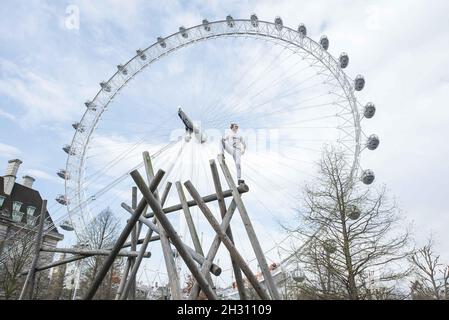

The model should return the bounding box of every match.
[19,200,47,300]
[184,181,270,300]
[40,246,150,258]
[175,181,215,291]
[130,170,218,300]
[20,237,159,276]
[83,169,164,300]
[189,199,237,300]
[120,181,172,300]
[145,184,249,218]
[129,186,138,300]
[218,155,281,300]
[122,203,222,277]
[209,159,247,300]
[142,151,182,300]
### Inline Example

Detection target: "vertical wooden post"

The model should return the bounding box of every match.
[175,181,214,290]
[115,187,140,300]
[114,259,131,300]
[129,186,138,299]
[120,182,172,300]
[19,200,47,300]
[210,159,247,299]
[189,199,237,299]
[184,181,270,300]
[218,155,281,299]
[130,170,218,300]
[83,170,164,300]
[142,151,182,300]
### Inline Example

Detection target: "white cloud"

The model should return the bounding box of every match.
[0,108,16,121]
[23,168,61,184]
[0,142,21,159]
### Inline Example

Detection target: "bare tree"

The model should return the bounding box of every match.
[0,233,34,299]
[76,207,123,299]
[285,147,411,300]
[410,239,449,300]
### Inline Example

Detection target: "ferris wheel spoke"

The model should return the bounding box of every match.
[210,91,345,129]
[203,45,294,118]
[205,78,342,129]
[200,37,272,119]
[213,56,334,118]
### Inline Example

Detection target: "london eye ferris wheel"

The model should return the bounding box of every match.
[56,14,379,288]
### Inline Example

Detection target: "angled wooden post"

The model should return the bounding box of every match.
[120,182,172,300]
[217,155,281,300]
[83,170,164,300]
[19,200,47,300]
[142,151,182,300]
[189,199,237,299]
[210,159,247,300]
[175,181,215,290]
[184,181,270,300]
[130,170,218,300]
[121,203,222,276]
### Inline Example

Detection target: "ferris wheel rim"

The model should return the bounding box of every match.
[64,17,363,232]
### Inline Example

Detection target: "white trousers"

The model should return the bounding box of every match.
[221,140,242,180]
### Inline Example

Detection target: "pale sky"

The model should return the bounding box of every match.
[1,0,448,288]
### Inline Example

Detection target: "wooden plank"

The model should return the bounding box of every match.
[131,170,218,300]
[217,155,281,300]
[184,181,270,300]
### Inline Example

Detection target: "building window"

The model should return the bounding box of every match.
[12,201,23,222]
[0,195,5,208]
[27,206,36,226]
[26,206,36,216]
[13,201,22,212]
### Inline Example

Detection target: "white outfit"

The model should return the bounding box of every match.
[221,131,246,180]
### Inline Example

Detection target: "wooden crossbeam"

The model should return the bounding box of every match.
[144,184,249,218]
[40,246,151,258]
[130,170,218,300]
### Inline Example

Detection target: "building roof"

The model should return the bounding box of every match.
[0,176,63,239]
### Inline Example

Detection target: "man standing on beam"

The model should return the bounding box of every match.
[220,123,246,185]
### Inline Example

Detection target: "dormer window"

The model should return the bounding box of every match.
[13,201,22,212]
[26,206,36,216]
[12,201,24,222]
[26,206,36,226]
[0,195,5,208]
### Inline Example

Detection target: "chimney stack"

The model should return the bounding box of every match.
[3,159,22,195]
[22,175,35,189]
